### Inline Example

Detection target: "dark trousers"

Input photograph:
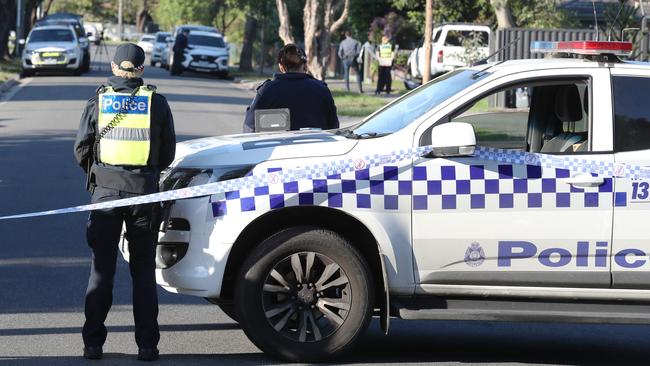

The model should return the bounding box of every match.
[83,187,160,349]
[376,66,392,94]
[170,53,184,75]
[342,58,363,92]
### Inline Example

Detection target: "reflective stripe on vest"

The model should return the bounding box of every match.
[97,86,154,166]
[379,43,392,59]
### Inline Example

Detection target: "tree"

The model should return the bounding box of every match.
[136,0,153,34]
[490,0,514,29]
[275,0,349,80]
[0,0,16,60]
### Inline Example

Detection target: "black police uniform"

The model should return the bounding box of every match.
[73,75,176,352]
[171,32,189,76]
[243,72,339,132]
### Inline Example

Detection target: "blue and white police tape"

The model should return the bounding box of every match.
[0,145,648,221]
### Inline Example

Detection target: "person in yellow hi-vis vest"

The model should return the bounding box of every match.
[374,35,394,95]
[73,43,176,362]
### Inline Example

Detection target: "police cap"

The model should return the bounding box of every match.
[113,43,145,72]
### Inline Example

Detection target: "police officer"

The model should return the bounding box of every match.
[170,29,190,76]
[375,35,394,95]
[243,44,339,132]
[73,43,176,361]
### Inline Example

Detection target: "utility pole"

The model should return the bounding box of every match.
[422,0,433,83]
[118,0,124,41]
[16,0,25,55]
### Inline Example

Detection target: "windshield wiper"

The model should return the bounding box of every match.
[335,129,387,139]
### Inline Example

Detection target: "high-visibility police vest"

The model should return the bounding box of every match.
[378,43,393,59]
[97,86,154,166]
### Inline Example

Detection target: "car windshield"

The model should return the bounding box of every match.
[141,36,155,42]
[156,34,169,42]
[351,69,486,136]
[189,34,225,48]
[29,29,75,43]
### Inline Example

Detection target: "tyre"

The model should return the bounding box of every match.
[150,59,156,67]
[235,226,374,362]
[20,69,33,78]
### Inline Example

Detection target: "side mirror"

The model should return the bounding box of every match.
[429,122,476,157]
[18,39,25,45]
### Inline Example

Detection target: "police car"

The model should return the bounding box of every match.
[20,25,85,77]
[124,41,650,361]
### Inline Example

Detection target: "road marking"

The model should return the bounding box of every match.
[0,77,32,107]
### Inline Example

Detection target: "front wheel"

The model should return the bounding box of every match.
[235,227,374,362]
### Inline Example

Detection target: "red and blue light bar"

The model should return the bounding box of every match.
[531,41,633,57]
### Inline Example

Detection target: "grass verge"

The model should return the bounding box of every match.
[331,90,390,117]
[0,58,21,83]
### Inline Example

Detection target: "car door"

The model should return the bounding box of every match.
[411,69,615,290]
[609,68,650,288]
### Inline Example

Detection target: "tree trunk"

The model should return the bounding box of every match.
[303,0,320,76]
[490,0,514,29]
[0,0,16,60]
[275,0,295,44]
[239,15,257,72]
[136,0,148,34]
[305,0,349,80]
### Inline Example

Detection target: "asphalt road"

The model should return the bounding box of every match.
[1,49,650,366]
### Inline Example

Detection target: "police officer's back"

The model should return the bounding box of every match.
[244,44,339,132]
[73,43,175,361]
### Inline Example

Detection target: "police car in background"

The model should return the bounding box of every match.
[21,25,84,77]
[122,41,650,362]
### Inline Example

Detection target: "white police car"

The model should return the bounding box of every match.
[125,41,650,361]
[21,25,84,77]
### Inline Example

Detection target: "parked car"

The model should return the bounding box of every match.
[166,25,220,69]
[407,24,491,88]
[36,14,91,72]
[118,40,650,362]
[20,25,84,77]
[137,34,156,54]
[151,31,171,67]
[169,30,229,77]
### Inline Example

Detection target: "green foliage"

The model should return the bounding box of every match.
[458,31,487,65]
[155,0,219,29]
[599,3,643,60]
[49,0,141,23]
[510,0,578,28]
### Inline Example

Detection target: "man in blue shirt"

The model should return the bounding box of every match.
[243,44,339,133]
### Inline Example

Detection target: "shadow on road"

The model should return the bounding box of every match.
[0,353,271,366]
[0,323,240,337]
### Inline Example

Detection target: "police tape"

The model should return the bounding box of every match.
[1,145,648,221]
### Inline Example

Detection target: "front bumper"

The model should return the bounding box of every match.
[182,56,229,73]
[155,197,233,298]
[22,51,81,70]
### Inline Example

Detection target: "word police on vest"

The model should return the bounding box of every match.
[498,241,650,269]
[101,95,150,114]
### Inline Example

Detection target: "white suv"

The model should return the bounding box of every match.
[408,24,491,81]
[123,41,650,362]
[21,25,83,77]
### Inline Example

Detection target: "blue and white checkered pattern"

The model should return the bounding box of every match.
[210,160,621,217]
[0,145,641,221]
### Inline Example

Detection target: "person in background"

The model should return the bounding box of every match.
[375,35,394,95]
[243,44,339,133]
[338,30,362,93]
[170,29,190,76]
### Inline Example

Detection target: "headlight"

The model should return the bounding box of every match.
[160,165,255,191]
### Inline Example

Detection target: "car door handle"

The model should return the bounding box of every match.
[564,174,604,187]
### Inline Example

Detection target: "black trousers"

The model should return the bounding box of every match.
[376,66,392,94]
[83,187,160,349]
[170,53,184,75]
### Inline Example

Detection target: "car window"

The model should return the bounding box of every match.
[156,34,168,42]
[612,76,650,152]
[352,69,487,136]
[29,29,75,43]
[433,30,441,43]
[444,31,489,47]
[446,79,590,153]
[188,34,225,48]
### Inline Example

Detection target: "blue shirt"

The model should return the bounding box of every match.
[244,72,339,132]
